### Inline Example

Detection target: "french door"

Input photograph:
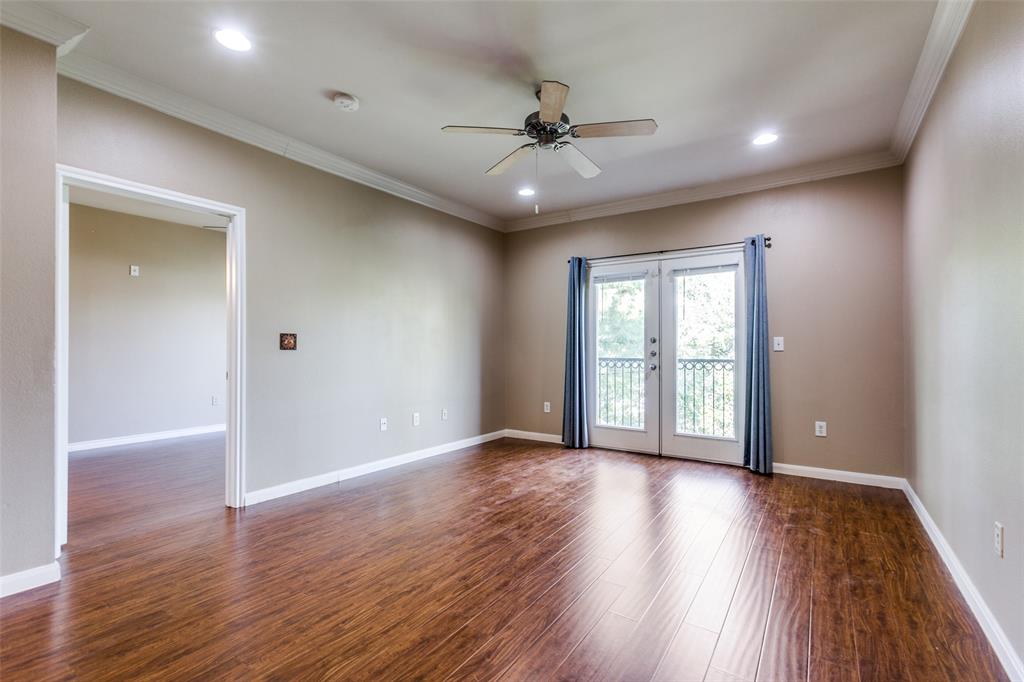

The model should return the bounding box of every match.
[586,248,746,464]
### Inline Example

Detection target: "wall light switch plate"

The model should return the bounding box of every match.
[211,395,219,406]
[129,265,140,277]
[994,522,1004,558]
[815,421,827,437]
[441,408,448,421]
[412,412,420,427]
[773,336,784,351]
[543,402,551,413]
[379,417,388,432]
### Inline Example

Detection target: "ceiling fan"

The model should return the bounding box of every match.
[442,81,657,179]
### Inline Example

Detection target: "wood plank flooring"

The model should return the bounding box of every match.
[0,436,1008,681]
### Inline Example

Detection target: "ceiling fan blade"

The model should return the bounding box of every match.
[556,142,601,179]
[570,119,658,138]
[442,125,526,136]
[538,80,570,124]
[485,143,536,175]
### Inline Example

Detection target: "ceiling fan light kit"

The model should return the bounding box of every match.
[442,80,658,180]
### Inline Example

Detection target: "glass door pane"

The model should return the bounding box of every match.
[586,263,660,454]
[595,276,646,429]
[674,269,736,438]
[660,252,745,463]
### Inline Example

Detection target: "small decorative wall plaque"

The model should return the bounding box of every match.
[279,333,297,351]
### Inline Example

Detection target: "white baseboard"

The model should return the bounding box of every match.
[244,430,507,506]
[772,462,905,489]
[902,482,1023,681]
[243,469,341,506]
[503,429,563,444]
[0,561,61,598]
[68,424,226,452]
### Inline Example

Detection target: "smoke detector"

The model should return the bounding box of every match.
[332,92,359,112]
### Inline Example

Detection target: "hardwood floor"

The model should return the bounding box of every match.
[0,435,1007,681]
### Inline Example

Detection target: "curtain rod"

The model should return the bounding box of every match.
[570,236,771,264]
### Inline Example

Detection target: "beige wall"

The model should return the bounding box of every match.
[904,0,1024,660]
[0,28,57,575]
[69,205,226,442]
[505,167,905,476]
[57,77,506,492]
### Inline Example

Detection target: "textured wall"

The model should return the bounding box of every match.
[904,0,1024,661]
[0,28,57,574]
[504,167,905,476]
[69,205,227,442]
[58,78,506,492]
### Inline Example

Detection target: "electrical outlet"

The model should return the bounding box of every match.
[379,417,388,432]
[441,408,448,421]
[543,402,551,413]
[412,412,420,427]
[994,522,1004,558]
[773,336,784,351]
[815,421,827,437]
[129,265,140,277]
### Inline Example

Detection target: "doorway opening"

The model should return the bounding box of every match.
[55,166,246,558]
[586,246,746,464]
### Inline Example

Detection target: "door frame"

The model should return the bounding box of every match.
[586,260,661,454]
[54,165,247,557]
[584,244,746,464]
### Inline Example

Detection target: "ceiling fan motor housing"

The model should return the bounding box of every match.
[524,111,571,148]
[442,80,655,180]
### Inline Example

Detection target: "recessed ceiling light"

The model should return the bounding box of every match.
[518,187,536,197]
[214,29,251,52]
[752,132,778,146]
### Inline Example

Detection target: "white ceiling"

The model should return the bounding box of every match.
[70,186,230,229]
[43,1,937,226]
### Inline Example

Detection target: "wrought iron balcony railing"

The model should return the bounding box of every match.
[596,357,647,428]
[596,356,735,437]
[676,357,735,438]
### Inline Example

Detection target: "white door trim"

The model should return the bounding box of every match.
[586,246,746,464]
[54,164,247,557]
[586,261,660,454]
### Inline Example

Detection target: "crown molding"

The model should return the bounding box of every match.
[46,0,970,235]
[891,0,975,162]
[56,52,503,231]
[0,2,88,56]
[506,149,901,232]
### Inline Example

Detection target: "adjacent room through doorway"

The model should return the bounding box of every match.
[63,189,229,553]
